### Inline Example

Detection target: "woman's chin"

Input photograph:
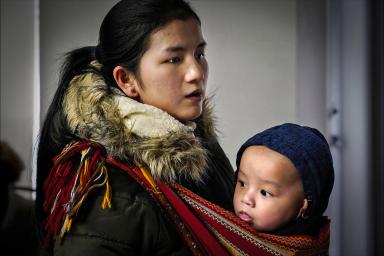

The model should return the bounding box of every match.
[174,109,202,123]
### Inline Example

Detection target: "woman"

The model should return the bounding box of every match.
[36,0,234,255]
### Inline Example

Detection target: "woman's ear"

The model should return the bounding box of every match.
[112,66,139,98]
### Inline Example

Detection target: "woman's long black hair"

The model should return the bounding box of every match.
[36,0,200,244]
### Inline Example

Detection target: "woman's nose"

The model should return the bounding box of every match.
[185,59,205,83]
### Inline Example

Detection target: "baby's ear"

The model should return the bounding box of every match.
[297,199,309,219]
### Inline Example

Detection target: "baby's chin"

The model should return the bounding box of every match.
[251,222,281,233]
[235,210,287,233]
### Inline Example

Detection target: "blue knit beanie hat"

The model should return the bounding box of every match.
[236,123,334,217]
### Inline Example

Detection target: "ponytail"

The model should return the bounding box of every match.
[58,46,96,91]
[36,46,97,243]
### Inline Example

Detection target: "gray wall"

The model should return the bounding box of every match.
[40,0,118,115]
[1,0,37,194]
[192,0,297,164]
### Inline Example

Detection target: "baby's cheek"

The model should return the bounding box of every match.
[232,195,240,213]
[250,206,272,229]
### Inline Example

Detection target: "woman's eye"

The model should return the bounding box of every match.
[196,52,206,60]
[260,189,272,197]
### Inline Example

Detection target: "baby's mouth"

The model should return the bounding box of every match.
[238,211,253,224]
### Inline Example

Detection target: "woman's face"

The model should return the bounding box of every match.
[233,146,306,232]
[135,18,208,122]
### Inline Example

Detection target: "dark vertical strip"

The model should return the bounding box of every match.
[371,0,384,254]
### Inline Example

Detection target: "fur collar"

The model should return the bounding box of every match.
[63,62,217,182]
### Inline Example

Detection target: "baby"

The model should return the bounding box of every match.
[233,123,334,235]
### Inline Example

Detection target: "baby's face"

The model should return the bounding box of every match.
[233,145,306,232]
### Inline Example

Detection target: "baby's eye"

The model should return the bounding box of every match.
[167,57,181,64]
[260,189,273,197]
[237,180,245,187]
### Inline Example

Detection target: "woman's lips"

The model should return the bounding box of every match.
[238,211,253,224]
[186,92,203,101]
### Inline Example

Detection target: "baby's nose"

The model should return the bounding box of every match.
[241,193,255,207]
